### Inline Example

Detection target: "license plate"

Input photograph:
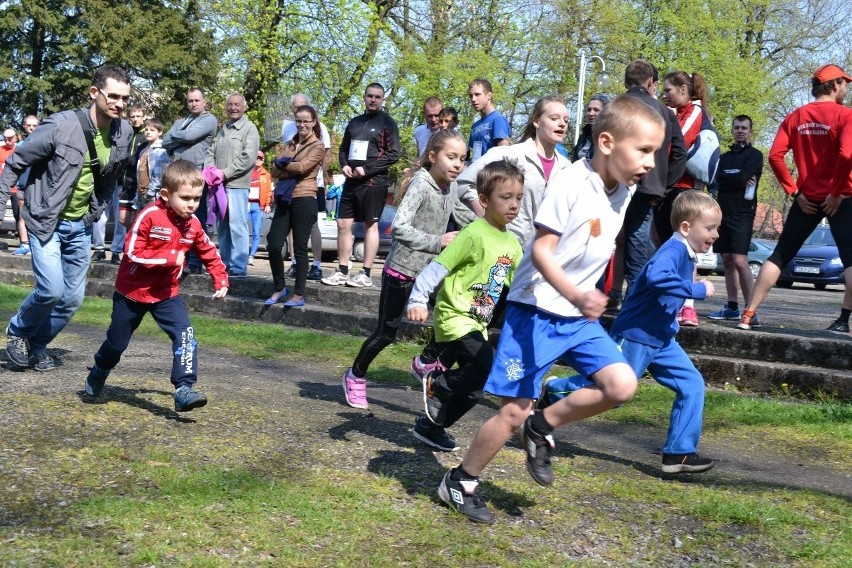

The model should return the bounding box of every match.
[794,266,820,274]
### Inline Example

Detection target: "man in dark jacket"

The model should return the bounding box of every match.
[322,82,400,288]
[608,60,687,309]
[0,63,133,371]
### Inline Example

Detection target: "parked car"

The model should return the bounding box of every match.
[777,225,844,290]
[696,238,775,277]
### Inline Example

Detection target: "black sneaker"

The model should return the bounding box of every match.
[422,371,446,426]
[285,265,296,278]
[826,318,850,334]
[91,249,106,263]
[5,330,30,368]
[517,411,555,486]
[437,469,495,524]
[661,453,714,474]
[174,386,208,412]
[411,416,458,452]
[186,265,203,275]
[29,351,58,372]
[85,365,110,397]
[306,265,323,281]
[110,253,122,265]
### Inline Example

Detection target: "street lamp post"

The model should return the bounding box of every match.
[574,50,609,146]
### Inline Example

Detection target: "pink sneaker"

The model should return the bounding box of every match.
[410,355,441,384]
[678,306,699,327]
[342,368,368,409]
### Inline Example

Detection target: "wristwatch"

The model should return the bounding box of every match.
[790,190,801,200]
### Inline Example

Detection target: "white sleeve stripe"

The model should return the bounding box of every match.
[126,207,168,265]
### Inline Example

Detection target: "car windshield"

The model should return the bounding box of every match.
[803,229,836,247]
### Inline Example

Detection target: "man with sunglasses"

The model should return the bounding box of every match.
[0,63,133,372]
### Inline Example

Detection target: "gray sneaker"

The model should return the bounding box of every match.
[85,365,111,397]
[6,330,30,368]
[345,271,373,288]
[321,270,349,286]
[174,386,208,412]
[437,469,495,524]
[29,351,59,372]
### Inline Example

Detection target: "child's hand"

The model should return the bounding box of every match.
[407,306,428,323]
[212,287,229,299]
[175,250,185,267]
[440,231,459,248]
[701,279,715,298]
[574,289,608,321]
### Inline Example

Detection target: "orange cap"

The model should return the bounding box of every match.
[813,64,852,83]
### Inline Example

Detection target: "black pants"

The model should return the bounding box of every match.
[768,197,852,268]
[94,293,197,388]
[352,271,441,377]
[429,330,493,428]
[267,196,316,295]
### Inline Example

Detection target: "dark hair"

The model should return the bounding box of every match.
[469,78,493,94]
[398,129,466,198]
[161,159,203,193]
[365,82,385,95]
[732,114,753,129]
[292,105,322,140]
[477,158,524,198]
[144,118,164,132]
[519,95,567,142]
[92,64,130,90]
[811,77,846,98]
[664,71,709,109]
[592,94,666,146]
[624,60,655,88]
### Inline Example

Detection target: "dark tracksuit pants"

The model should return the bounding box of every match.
[429,330,493,428]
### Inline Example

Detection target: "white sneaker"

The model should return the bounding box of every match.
[321,270,350,286]
[345,272,373,288]
[248,256,255,266]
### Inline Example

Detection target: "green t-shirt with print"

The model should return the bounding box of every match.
[62,126,111,220]
[432,218,523,343]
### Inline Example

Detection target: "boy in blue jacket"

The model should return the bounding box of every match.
[542,190,719,474]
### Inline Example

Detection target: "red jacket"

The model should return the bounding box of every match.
[116,198,229,303]
[769,101,852,200]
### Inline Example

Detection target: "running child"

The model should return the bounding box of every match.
[84,160,229,412]
[341,131,476,431]
[436,95,666,524]
[542,190,719,474]
[406,159,524,450]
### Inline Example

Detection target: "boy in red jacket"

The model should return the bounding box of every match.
[85,160,229,411]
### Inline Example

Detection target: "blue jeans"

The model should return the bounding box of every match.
[248,201,263,258]
[9,219,92,352]
[217,188,250,275]
[543,335,705,454]
[109,187,127,255]
[622,192,657,288]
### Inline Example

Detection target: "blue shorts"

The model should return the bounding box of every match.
[484,302,627,399]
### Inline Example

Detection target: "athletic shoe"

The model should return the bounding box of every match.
[12,243,30,256]
[678,306,699,327]
[737,311,760,330]
[248,256,255,266]
[321,270,349,286]
[536,375,562,410]
[411,416,458,451]
[28,351,58,372]
[708,305,741,320]
[85,365,110,397]
[517,411,555,486]
[437,469,495,524]
[342,368,368,409]
[110,253,122,265]
[306,265,323,281]
[604,293,622,314]
[174,386,208,412]
[661,453,714,474]
[5,329,30,368]
[422,371,446,426]
[826,318,850,334]
[410,355,441,384]
[91,249,106,263]
[345,272,373,288]
[285,265,296,278]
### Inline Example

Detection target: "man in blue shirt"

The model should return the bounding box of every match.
[467,78,511,162]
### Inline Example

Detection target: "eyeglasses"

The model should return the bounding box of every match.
[294,120,314,125]
[98,88,131,104]
[3,136,15,141]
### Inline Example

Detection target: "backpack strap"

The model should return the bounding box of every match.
[74,109,103,192]
[681,106,703,137]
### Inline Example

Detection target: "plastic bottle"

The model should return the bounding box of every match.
[744,180,756,200]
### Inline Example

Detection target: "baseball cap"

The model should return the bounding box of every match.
[813,64,852,83]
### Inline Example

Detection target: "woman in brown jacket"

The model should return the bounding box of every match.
[266,105,325,306]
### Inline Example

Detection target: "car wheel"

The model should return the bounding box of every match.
[776,280,793,289]
[814,283,827,290]
[749,262,761,278]
[353,240,365,262]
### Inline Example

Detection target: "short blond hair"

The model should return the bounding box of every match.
[671,190,720,228]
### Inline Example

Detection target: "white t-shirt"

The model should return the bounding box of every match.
[507,159,634,318]
[413,123,432,158]
[281,119,331,187]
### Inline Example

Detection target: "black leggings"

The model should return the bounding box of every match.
[352,271,440,377]
[767,198,852,269]
[267,196,316,295]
